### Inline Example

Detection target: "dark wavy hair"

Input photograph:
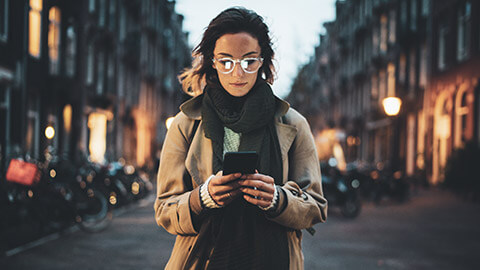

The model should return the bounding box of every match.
[179,7,276,95]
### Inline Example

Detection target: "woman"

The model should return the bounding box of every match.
[154,7,327,270]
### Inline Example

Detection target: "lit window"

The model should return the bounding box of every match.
[88,112,107,164]
[0,0,8,42]
[48,7,61,75]
[454,88,472,148]
[29,0,42,58]
[387,63,395,97]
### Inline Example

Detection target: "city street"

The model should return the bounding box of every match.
[1,188,479,270]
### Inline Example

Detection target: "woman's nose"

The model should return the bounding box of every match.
[232,62,244,77]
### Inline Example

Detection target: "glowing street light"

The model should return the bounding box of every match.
[166,117,175,130]
[382,97,402,116]
[45,125,55,139]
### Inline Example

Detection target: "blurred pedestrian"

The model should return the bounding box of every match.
[154,7,327,270]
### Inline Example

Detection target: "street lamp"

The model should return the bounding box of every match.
[45,125,55,139]
[382,97,402,116]
[382,96,402,173]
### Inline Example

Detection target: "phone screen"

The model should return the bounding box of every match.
[223,151,258,175]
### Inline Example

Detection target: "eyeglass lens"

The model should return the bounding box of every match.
[215,58,262,73]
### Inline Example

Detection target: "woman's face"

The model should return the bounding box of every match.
[213,32,262,97]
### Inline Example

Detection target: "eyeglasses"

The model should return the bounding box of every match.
[212,57,263,74]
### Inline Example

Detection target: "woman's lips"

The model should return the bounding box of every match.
[230,82,247,87]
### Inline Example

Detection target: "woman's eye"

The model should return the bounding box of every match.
[220,60,232,69]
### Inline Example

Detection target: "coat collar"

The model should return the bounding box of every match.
[179,94,291,120]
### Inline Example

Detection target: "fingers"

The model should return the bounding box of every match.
[240,186,274,201]
[208,172,243,206]
[210,188,242,206]
[238,172,275,207]
[214,171,242,184]
[242,193,272,208]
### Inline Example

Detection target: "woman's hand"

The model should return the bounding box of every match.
[238,171,275,208]
[208,171,242,206]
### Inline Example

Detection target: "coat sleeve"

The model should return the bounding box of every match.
[154,113,200,236]
[268,111,328,229]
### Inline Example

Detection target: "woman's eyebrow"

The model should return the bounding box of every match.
[216,51,259,57]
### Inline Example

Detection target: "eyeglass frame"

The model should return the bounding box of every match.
[212,57,264,74]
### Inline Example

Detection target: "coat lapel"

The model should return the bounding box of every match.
[185,123,213,187]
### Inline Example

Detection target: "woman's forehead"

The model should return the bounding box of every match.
[213,32,261,57]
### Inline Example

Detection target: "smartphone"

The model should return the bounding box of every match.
[223,151,258,175]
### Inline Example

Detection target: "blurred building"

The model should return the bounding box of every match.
[426,0,480,184]
[0,0,191,173]
[288,0,480,185]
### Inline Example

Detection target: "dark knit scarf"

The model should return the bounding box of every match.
[189,81,289,269]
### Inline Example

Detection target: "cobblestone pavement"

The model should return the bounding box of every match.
[1,188,479,270]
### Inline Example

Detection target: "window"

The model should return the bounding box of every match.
[0,0,8,42]
[372,25,379,54]
[371,74,378,100]
[89,0,95,12]
[378,70,386,106]
[380,15,387,53]
[457,1,471,61]
[399,53,406,83]
[29,0,42,58]
[387,63,395,96]
[107,53,114,91]
[400,0,407,29]
[109,0,116,30]
[48,7,61,75]
[454,88,470,147]
[119,4,126,41]
[389,10,396,43]
[96,51,104,94]
[65,26,76,77]
[438,24,448,70]
[410,0,417,31]
[86,44,94,84]
[419,44,427,88]
[409,49,416,90]
[99,0,105,26]
[421,0,429,16]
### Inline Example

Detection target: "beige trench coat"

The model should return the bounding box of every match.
[154,95,327,269]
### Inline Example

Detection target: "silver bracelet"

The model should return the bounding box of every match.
[200,175,222,209]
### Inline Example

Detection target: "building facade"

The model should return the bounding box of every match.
[0,0,190,174]
[288,0,480,185]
